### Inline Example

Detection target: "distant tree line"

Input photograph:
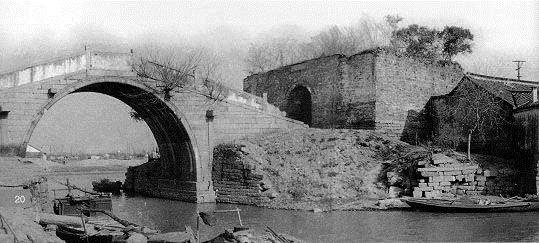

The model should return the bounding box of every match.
[245,15,474,74]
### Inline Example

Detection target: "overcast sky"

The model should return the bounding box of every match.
[1,0,537,81]
[2,1,537,49]
[1,0,537,153]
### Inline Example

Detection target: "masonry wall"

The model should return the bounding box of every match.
[374,51,464,138]
[244,55,345,128]
[122,87,307,203]
[413,153,536,198]
[1,70,306,203]
[243,49,464,138]
[339,52,377,129]
[211,144,274,205]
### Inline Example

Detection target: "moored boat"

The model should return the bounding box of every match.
[402,197,539,212]
[51,179,113,217]
[92,179,123,194]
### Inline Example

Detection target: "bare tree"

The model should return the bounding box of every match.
[132,46,203,100]
[444,81,513,160]
[311,15,401,57]
[245,15,401,74]
[245,37,314,74]
[128,45,229,120]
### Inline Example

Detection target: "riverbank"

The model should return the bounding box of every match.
[212,128,534,212]
[212,129,420,211]
[0,156,143,175]
[0,156,139,208]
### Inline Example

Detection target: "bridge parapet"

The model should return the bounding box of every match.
[224,88,287,117]
[197,79,289,118]
[0,51,133,89]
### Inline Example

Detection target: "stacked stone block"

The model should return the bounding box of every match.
[414,163,481,198]
[413,154,520,198]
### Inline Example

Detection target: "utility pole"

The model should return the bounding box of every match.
[513,60,526,80]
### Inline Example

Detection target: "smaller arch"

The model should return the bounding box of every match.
[285,85,313,126]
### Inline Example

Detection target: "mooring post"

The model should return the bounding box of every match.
[236,208,243,226]
[196,211,200,243]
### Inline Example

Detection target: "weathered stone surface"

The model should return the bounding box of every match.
[243,48,463,138]
[484,170,498,177]
[387,172,402,186]
[388,186,402,198]
[413,188,423,198]
[378,198,408,208]
[418,165,478,172]
[431,153,457,165]
[0,51,307,203]
[414,156,531,199]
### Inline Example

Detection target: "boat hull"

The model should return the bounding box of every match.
[53,195,113,216]
[403,198,539,213]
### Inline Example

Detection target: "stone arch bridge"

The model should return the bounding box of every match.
[0,50,306,202]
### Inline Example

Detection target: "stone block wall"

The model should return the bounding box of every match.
[340,52,377,129]
[212,144,274,205]
[413,154,532,198]
[244,55,345,128]
[243,48,464,139]
[124,165,200,202]
[374,51,463,138]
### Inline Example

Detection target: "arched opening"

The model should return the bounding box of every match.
[26,81,196,182]
[285,86,312,126]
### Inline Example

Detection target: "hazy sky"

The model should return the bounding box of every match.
[1,0,537,153]
[1,0,537,79]
[2,1,537,49]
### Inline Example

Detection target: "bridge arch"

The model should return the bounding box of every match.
[285,85,313,126]
[22,77,199,181]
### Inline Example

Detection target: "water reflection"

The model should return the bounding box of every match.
[43,172,539,242]
[113,193,539,242]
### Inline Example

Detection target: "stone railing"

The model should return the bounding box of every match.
[224,88,287,117]
[0,51,133,89]
[0,50,299,124]
[196,79,293,120]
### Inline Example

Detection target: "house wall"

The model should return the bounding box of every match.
[515,108,539,154]
[514,108,539,194]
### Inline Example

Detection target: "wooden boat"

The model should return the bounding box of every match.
[402,198,539,212]
[54,194,113,217]
[55,225,117,243]
[52,179,113,217]
[92,179,123,194]
[55,221,196,243]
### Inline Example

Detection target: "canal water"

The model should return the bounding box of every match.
[8,171,539,242]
